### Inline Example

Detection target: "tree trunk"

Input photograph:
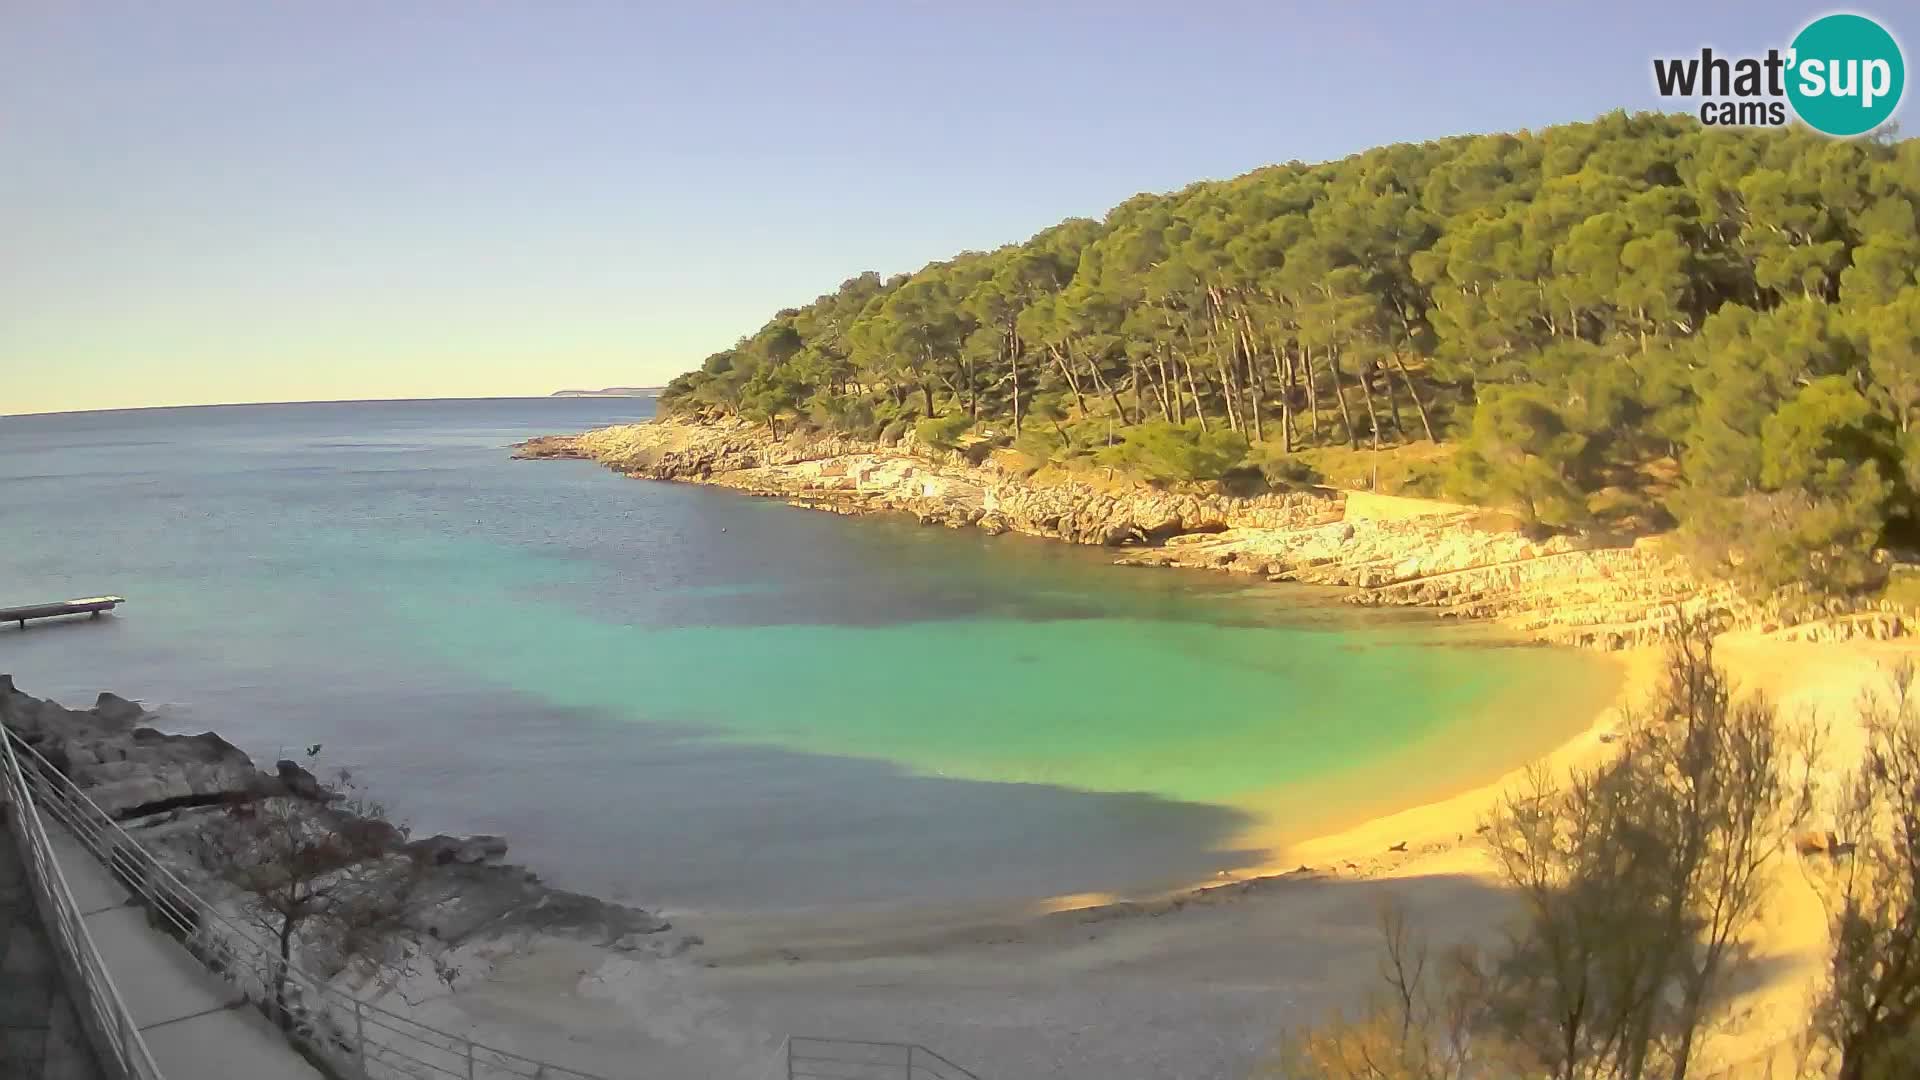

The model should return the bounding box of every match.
[1390,352,1437,442]
[1267,337,1296,452]
[1048,343,1088,417]
[1279,347,1296,452]
[1376,360,1406,442]
[1009,325,1021,435]
[1236,313,1265,444]
[1246,345,1265,444]
[1303,344,1323,443]
[1182,356,1209,432]
[1670,988,1703,1080]
[1327,346,1359,448]
[1086,352,1131,425]
[921,383,936,419]
[1215,352,1240,433]
[1358,357,1384,451]
[1838,1030,1893,1080]
[1203,292,1239,433]
[275,914,296,1030]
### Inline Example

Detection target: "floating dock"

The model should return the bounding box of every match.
[1,596,125,628]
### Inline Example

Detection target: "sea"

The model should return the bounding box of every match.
[0,398,1617,917]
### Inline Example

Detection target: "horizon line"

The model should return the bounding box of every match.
[1,392,658,421]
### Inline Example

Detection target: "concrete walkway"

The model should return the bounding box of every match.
[0,819,101,1080]
[46,826,323,1080]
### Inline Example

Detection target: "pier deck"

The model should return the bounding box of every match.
[1,596,125,628]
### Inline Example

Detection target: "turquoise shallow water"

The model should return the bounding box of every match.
[0,399,1616,913]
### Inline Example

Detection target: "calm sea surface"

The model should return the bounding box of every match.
[0,399,1615,915]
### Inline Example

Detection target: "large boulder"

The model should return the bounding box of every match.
[92,692,147,729]
[3,679,269,815]
[275,758,328,801]
[407,833,510,866]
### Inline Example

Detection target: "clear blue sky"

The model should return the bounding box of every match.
[2,1,1908,414]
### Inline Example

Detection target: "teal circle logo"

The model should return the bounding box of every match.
[1787,13,1905,136]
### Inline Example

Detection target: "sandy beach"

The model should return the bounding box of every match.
[369,630,1907,1080]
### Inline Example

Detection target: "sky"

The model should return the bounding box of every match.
[2,1,1911,415]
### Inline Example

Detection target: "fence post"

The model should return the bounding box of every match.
[467,1038,477,1080]
[355,999,367,1076]
[785,1036,793,1080]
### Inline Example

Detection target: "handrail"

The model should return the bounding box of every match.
[9,724,990,1080]
[0,725,166,1079]
[4,727,611,1080]
[784,1036,981,1080]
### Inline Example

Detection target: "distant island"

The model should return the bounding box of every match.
[549,386,661,398]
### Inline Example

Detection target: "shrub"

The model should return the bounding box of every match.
[1447,386,1591,529]
[877,417,913,445]
[1011,426,1069,469]
[1099,421,1249,484]
[1396,460,1449,499]
[1674,377,1900,598]
[807,393,874,436]
[657,371,710,415]
[914,411,974,450]
[1276,625,1818,1080]
[1256,452,1325,490]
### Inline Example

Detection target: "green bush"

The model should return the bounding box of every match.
[1256,452,1324,490]
[1397,459,1449,498]
[1011,426,1069,469]
[1674,376,1903,597]
[657,371,710,415]
[914,412,974,450]
[1447,386,1591,529]
[807,393,874,437]
[877,417,913,445]
[1098,421,1249,484]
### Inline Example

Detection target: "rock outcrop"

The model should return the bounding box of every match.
[514,417,1902,650]
[517,417,1343,550]
[0,676,683,965]
[1,675,262,817]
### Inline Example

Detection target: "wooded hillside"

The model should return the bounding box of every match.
[661,113,1920,597]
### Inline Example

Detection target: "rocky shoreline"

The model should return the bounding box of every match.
[515,417,1914,650]
[0,674,696,999]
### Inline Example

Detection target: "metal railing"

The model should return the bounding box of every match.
[0,724,165,1080]
[4,727,610,1080]
[783,1037,980,1080]
[8,726,992,1080]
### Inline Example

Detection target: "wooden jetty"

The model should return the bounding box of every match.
[1,596,125,629]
